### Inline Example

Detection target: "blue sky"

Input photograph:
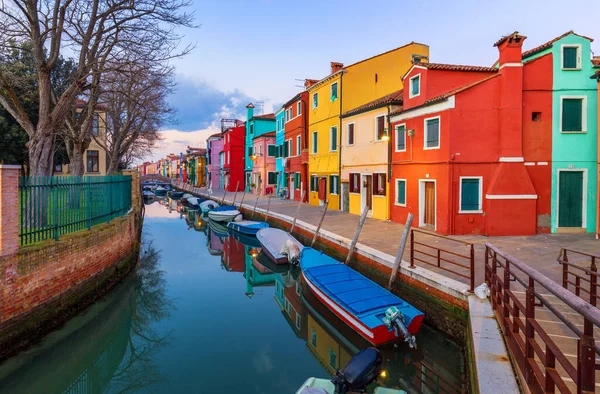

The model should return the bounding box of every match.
[152,0,598,161]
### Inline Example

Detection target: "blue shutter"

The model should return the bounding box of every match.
[460,179,480,211]
[563,47,578,69]
[411,76,420,96]
[396,125,405,150]
[426,118,440,147]
[397,180,406,204]
[562,99,583,132]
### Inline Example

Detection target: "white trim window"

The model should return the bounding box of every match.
[409,74,421,98]
[347,123,355,146]
[329,174,339,195]
[330,82,338,101]
[395,124,406,152]
[312,93,319,109]
[297,101,302,116]
[561,44,582,70]
[395,179,406,206]
[424,116,440,149]
[287,139,293,157]
[375,115,386,141]
[459,176,483,213]
[330,126,338,152]
[296,135,301,156]
[560,96,587,133]
[312,131,318,154]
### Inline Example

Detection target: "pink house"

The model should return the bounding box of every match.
[250,132,277,195]
[207,133,223,190]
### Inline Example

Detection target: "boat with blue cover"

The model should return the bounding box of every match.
[256,228,304,265]
[227,220,269,236]
[299,248,424,347]
[207,206,241,222]
[230,230,262,248]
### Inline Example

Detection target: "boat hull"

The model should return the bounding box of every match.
[227,220,269,236]
[207,210,240,223]
[256,228,303,265]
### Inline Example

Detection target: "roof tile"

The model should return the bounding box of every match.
[342,90,403,118]
[252,113,276,120]
[522,31,594,59]
[419,62,498,73]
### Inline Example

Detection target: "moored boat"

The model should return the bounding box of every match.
[208,219,230,238]
[230,230,262,248]
[207,206,241,223]
[299,248,423,348]
[154,186,167,197]
[256,228,303,265]
[187,197,203,211]
[227,220,269,236]
[168,190,184,200]
[200,200,219,213]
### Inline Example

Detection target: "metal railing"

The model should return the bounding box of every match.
[19,175,132,246]
[558,248,600,307]
[410,229,475,291]
[485,243,600,393]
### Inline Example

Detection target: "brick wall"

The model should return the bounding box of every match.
[0,165,20,256]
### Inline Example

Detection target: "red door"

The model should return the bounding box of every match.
[318,178,327,201]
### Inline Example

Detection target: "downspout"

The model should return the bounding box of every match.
[386,104,392,221]
[303,97,308,203]
[338,72,344,211]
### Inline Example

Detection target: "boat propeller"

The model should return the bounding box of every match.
[382,306,417,349]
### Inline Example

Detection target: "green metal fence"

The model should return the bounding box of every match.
[19,175,132,246]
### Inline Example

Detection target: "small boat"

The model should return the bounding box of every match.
[296,347,406,394]
[207,206,241,223]
[168,190,184,200]
[254,250,291,273]
[300,248,423,348]
[256,228,303,265]
[154,186,167,197]
[181,193,194,207]
[208,219,230,238]
[227,220,270,236]
[200,200,220,213]
[187,197,202,211]
[142,190,154,197]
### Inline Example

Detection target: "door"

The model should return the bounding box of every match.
[558,171,584,227]
[289,174,295,200]
[424,182,436,227]
[318,177,327,203]
[363,175,373,211]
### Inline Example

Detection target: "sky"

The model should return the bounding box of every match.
[149,0,599,162]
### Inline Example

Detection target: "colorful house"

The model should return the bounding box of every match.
[221,119,245,192]
[307,42,430,209]
[340,90,403,220]
[389,33,541,236]
[521,31,598,233]
[592,64,600,238]
[250,132,277,195]
[206,133,223,191]
[283,88,311,202]
[275,108,286,194]
[244,103,276,191]
[185,147,206,186]
[274,274,307,340]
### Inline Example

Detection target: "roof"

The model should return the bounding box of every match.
[207,133,222,139]
[522,31,594,59]
[390,74,500,117]
[493,31,526,47]
[342,90,403,118]
[252,131,276,140]
[418,62,498,73]
[282,92,303,110]
[251,113,276,121]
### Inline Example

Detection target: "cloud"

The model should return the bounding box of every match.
[146,127,219,162]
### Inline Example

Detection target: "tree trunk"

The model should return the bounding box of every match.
[69,143,86,176]
[107,154,120,175]
[28,132,55,176]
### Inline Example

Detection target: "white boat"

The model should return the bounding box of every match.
[207,207,241,222]
[200,200,219,213]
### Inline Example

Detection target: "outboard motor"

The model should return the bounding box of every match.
[331,347,382,394]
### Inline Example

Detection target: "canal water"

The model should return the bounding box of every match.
[0,199,466,394]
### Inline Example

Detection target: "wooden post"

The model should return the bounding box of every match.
[251,189,261,219]
[387,213,413,290]
[239,189,246,208]
[232,181,240,206]
[290,190,305,234]
[220,186,227,205]
[344,205,369,265]
[264,195,271,222]
[311,200,329,247]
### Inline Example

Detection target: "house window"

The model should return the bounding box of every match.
[296,314,301,329]
[310,175,318,192]
[250,124,254,134]
[330,82,338,101]
[285,299,291,315]
[54,163,63,173]
[268,172,278,185]
[375,115,386,141]
[312,131,318,153]
[312,93,319,109]
[330,175,339,195]
[297,101,302,115]
[410,74,420,98]
[460,177,483,213]
[258,144,262,156]
[349,173,360,193]
[424,117,440,149]
[92,113,99,135]
[294,172,300,188]
[267,144,277,157]
[311,330,317,347]
[396,179,406,205]
[373,173,386,196]
[288,107,293,120]
[347,123,355,145]
[329,349,337,369]
[395,124,406,151]
[330,126,338,151]
[532,112,542,122]
[86,150,99,173]
[288,139,293,157]
[296,135,301,156]
[561,97,586,133]
[562,45,581,70]
[283,140,289,158]
[247,146,253,157]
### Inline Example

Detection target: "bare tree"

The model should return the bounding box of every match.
[0,0,194,176]
[93,61,171,174]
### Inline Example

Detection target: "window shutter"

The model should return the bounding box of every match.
[397,180,406,204]
[563,47,578,69]
[377,116,385,140]
[248,146,253,156]
[294,173,300,188]
[411,76,420,96]
[396,125,405,150]
[426,119,440,147]
[283,141,289,157]
[372,174,379,195]
[348,124,354,145]
[562,99,583,132]
[331,127,337,150]
[461,179,480,211]
[329,176,334,194]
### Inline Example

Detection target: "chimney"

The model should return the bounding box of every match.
[331,62,344,74]
[494,32,526,158]
[246,103,255,121]
[304,79,319,89]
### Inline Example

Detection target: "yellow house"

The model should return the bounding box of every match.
[307,42,429,209]
[341,91,403,220]
[306,315,353,375]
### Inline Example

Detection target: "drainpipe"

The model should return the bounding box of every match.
[303,97,308,202]
[386,104,392,221]
[338,72,343,211]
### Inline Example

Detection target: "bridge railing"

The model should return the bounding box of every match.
[485,243,600,393]
[557,248,600,307]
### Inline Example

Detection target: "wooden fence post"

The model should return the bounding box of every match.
[345,205,369,265]
[232,181,240,206]
[387,213,413,290]
[251,189,261,219]
[264,195,272,222]
[311,200,329,247]
[290,190,305,234]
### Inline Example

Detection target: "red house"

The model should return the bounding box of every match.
[222,119,246,192]
[283,84,312,202]
[389,32,543,236]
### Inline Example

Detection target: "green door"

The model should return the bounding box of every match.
[558,171,584,227]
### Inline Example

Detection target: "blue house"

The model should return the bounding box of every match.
[275,108,286,194]
[245,103,276,191]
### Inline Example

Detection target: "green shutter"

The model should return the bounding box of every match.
[426,118,439,147]
[294,173,300,188]
[331,127,337,151]
[396,125,405,150]
[411,76,420,96]
[248,146,253,156]
[268,172,278,185]
[268,145,276,156]
[558,171,584,227]
[313,133,318,153]
[397,180,406,204]
[460,179,480,211]
[562,99,583,132]
[563,47,578,69]
[284,141,289,158]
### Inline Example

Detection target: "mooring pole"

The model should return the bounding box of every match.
[239,188,246,208]
[345,205,369,265]
[387,213,414,290]
[311,200,329,247]
[251,189,261,219]
[290,190,305,234]
[264,195,272,222]
[220,184,227,205]
[232,181,240,206]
